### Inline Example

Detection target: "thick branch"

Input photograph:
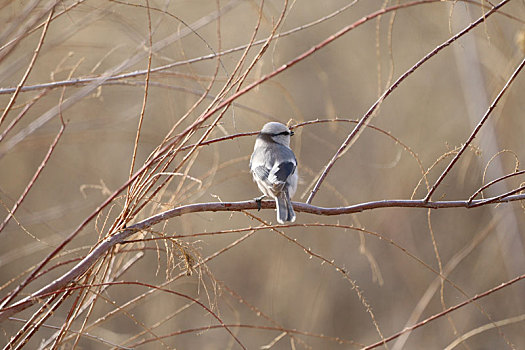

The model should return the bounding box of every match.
[1,192,524,321]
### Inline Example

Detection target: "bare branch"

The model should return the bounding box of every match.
[1,191,524,321]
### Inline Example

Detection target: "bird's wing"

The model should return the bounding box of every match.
[268,161,295,190]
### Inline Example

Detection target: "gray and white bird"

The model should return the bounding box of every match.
[250,122,298,223]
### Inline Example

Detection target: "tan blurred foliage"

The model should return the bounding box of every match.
[1,0,525,349]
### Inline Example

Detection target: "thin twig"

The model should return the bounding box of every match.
[0,123,65,233]
[8,317,132,349]
[0,89,49,143]
[130,323,360,347]
[43,281,247,350]
[125,0,153,211]
[363,273,525,350]
[468,169,525,204]
[0,7,54,127]
[469,183,525,208]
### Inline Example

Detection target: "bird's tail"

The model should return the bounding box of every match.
[276,190,296,224]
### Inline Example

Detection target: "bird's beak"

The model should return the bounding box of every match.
[290,130,294,136]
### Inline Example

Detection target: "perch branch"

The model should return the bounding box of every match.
[1,192,524,321]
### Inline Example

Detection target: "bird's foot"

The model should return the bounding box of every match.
[254,195,265,211]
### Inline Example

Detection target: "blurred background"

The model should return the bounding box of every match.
[1,0,525,348]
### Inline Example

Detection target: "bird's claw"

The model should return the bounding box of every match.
[254,196,265,211]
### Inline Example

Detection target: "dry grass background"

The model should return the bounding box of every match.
[1,0,525,349]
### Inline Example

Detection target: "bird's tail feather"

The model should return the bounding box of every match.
[276,191,296,224]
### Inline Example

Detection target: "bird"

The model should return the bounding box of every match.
[250,122,298,223]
